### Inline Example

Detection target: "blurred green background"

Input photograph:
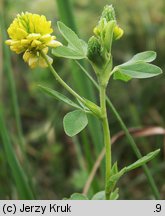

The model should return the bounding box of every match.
[0,0,165,199]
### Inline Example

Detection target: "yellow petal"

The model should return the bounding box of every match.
[5,40,13,45]
[42,47,49,54]
[27,33,41,40]
[28,56,39,68]
[8,27,28,40]
[38,55,53,68]
[40,34,52,42]
[21,39,30,46]
[23,50,31,62]
[31,40,42,47]
[47,40,62,48]
[10,45,25,54]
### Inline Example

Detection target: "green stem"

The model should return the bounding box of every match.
[100,85,111,200]
[107,101,160,199]
[75,61,160,199]
[41,51,84,104]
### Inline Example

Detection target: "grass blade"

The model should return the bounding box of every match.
[56,0,77,32]
[1,11,25,153]
[0,106,34,199]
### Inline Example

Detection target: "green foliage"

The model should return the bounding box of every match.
[64,193,89,200]
[124,149,160,173]
[113,51,162,81]
[114,62,162,79]
[0,107,34,199]
[128,51,157,63]
[106,149,160,196]
[38,85,81,109]
[1,0,163,200]
[65,149,159,200]
[52,46,85,59]
[92,191,105,200]
[82,98,102,118]
[92,188,119,200]
[52,21,87,59]
[111,162,118,176]
[63,110,88,137]
[109,188,119,200]
[107,168,125,192]
[113,70,131,82]
[52,5,162,200]
[57,21,85,53]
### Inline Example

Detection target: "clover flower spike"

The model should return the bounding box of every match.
[93,5,124,41]
[5,12,62,68]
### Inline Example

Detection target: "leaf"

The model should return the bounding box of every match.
[92,189,119,200]
[70,193,88,200]
[92,191,105,200]
[113,70,132,82]
[57,21,86,55]
[107,149,160,192]
[83,98,102,117]
[107,169,126,191]
[63,110,88,137]
[52,46,86,59]
[113,51,161,81]
[80,39,88,55]
[38,85,81,109]
[64,193,89,200]
[111,162,119,176]
[114,61,162,79]
[109,188,119,200]
[125,149,160,173]
[76,98,89,110]
[127,51,157,64]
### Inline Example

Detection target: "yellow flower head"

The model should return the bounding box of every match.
[6,12,62,68]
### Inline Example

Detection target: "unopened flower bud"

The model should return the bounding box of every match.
[101,5,116,22]
[93,5,124,49]
[87,36,106,68]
